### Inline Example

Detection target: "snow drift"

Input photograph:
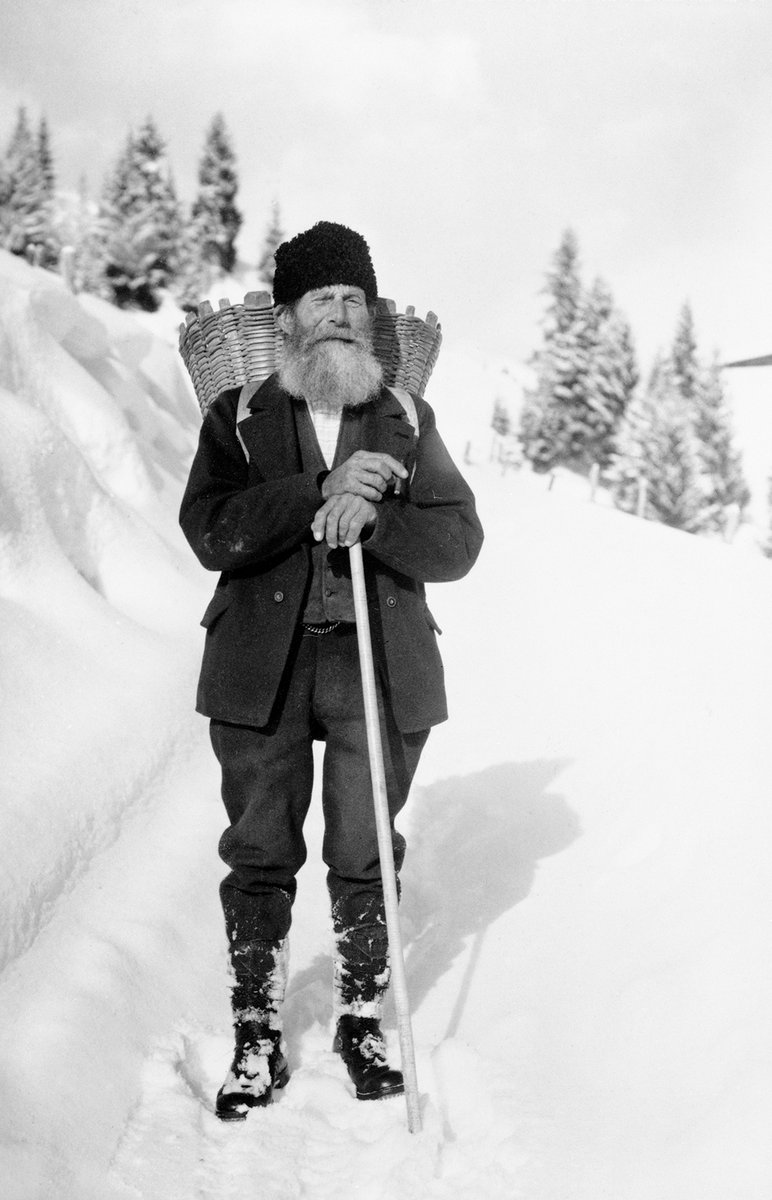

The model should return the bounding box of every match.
[0,250,770,1199]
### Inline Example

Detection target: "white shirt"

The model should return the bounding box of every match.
[305,402,342,469]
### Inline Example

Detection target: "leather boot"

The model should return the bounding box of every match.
[216,938,289,1121]
[331,913,403,1100]
[333,1014,404,1100]
[216,1022,290,1120]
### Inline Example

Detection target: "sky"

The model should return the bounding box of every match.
[3,0,772,372]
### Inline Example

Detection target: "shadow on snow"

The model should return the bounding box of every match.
[283,759,579,1049]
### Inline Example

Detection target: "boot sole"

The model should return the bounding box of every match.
[355,1079,405,1101]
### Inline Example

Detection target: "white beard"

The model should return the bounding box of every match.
[278,331,383,415]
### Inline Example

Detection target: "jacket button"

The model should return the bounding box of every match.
[386,595,397,608]
[273,591,284,602]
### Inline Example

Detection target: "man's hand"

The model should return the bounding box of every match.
[321,450,408,502]
[312,494,378,548]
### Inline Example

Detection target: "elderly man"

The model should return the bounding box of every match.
[180,221,483,1120]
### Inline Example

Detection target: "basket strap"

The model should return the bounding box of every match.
[236,384,254,460]
[387,386,419,438]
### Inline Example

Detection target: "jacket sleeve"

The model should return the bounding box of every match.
[363,399,484,583]
[179,390,322,571]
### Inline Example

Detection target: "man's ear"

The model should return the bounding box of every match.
[275,304,293,336]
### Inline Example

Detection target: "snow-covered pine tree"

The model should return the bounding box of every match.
[54,174,104,295]
[546,227,582,334]
[667,304,750,536]
[190,113,242,274]
[97,118,182,309]
[670,301,700,403]
[1,107,55,262]
[0,157,11,231]
[257,202,285,289]
[491,397,511,437]
[519,229,588,471]
[691,359,750,536]
[608,357,703,532]
[37,117,55,202]
[173,223,214,312]
[520,233,634,473]
[574,277,639,468]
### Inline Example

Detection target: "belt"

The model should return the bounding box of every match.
[301,620,344,636]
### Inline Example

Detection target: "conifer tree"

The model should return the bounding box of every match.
[55,174,103,294]
[257,202,285,288]
[669,304,749,535]
[546,227,581,334]
[519,233,636,472]
[97,118,182,309]
[1,106,55,262]
[608,359,703,532]
[0,158,11,229]
[37,116,55,201]
[670,302,700,403]
[575,278,638,467]
[519,229,586,471]
[173,223,213,311]
[691,359,750,535]
[190,113,242,273]
[491,397,511,437]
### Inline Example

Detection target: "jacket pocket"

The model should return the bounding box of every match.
[200,587,231,630]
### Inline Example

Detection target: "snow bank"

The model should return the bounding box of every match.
[0,253,210,971]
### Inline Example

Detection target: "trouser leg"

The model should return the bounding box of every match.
[210,636,317,948]
[312,627,428,1016]
[209,638,319,1117]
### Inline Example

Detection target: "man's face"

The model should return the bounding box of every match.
[282,284,371,347]
[276,282,382,411]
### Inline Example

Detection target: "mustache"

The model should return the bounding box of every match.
[286,321,372,353]
[307,330,364,348]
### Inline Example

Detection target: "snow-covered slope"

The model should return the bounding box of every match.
[0,251,770,1199]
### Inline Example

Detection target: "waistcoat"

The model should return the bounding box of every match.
[294,399,359,624]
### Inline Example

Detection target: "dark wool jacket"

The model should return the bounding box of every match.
[179,375,484,732]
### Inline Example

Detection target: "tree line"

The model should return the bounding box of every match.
[0,107,283,311]
[503,229,752,544]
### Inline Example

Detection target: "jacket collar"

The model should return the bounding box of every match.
[239,374,416,477]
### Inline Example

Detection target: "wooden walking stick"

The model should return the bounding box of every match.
[349,540,422,1134]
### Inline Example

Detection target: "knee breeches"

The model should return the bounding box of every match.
[210,625,428,944]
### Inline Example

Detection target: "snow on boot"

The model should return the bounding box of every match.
[216,1022,289,1120]
[332,914,391,1020]
[333,1014,404,1101]
[216,937,289,1121]
[331,905,403,1098]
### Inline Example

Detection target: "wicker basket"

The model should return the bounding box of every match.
[179,291,442,413]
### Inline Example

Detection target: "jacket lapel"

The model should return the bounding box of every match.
[357,386,416,470]
[238,376,301,478]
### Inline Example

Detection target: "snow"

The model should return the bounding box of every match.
[1,249,771,1199]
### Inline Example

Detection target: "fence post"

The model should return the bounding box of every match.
[60,246,76,293]
[588,462,600,503]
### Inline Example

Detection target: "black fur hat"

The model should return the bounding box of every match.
[272,221,378,306]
